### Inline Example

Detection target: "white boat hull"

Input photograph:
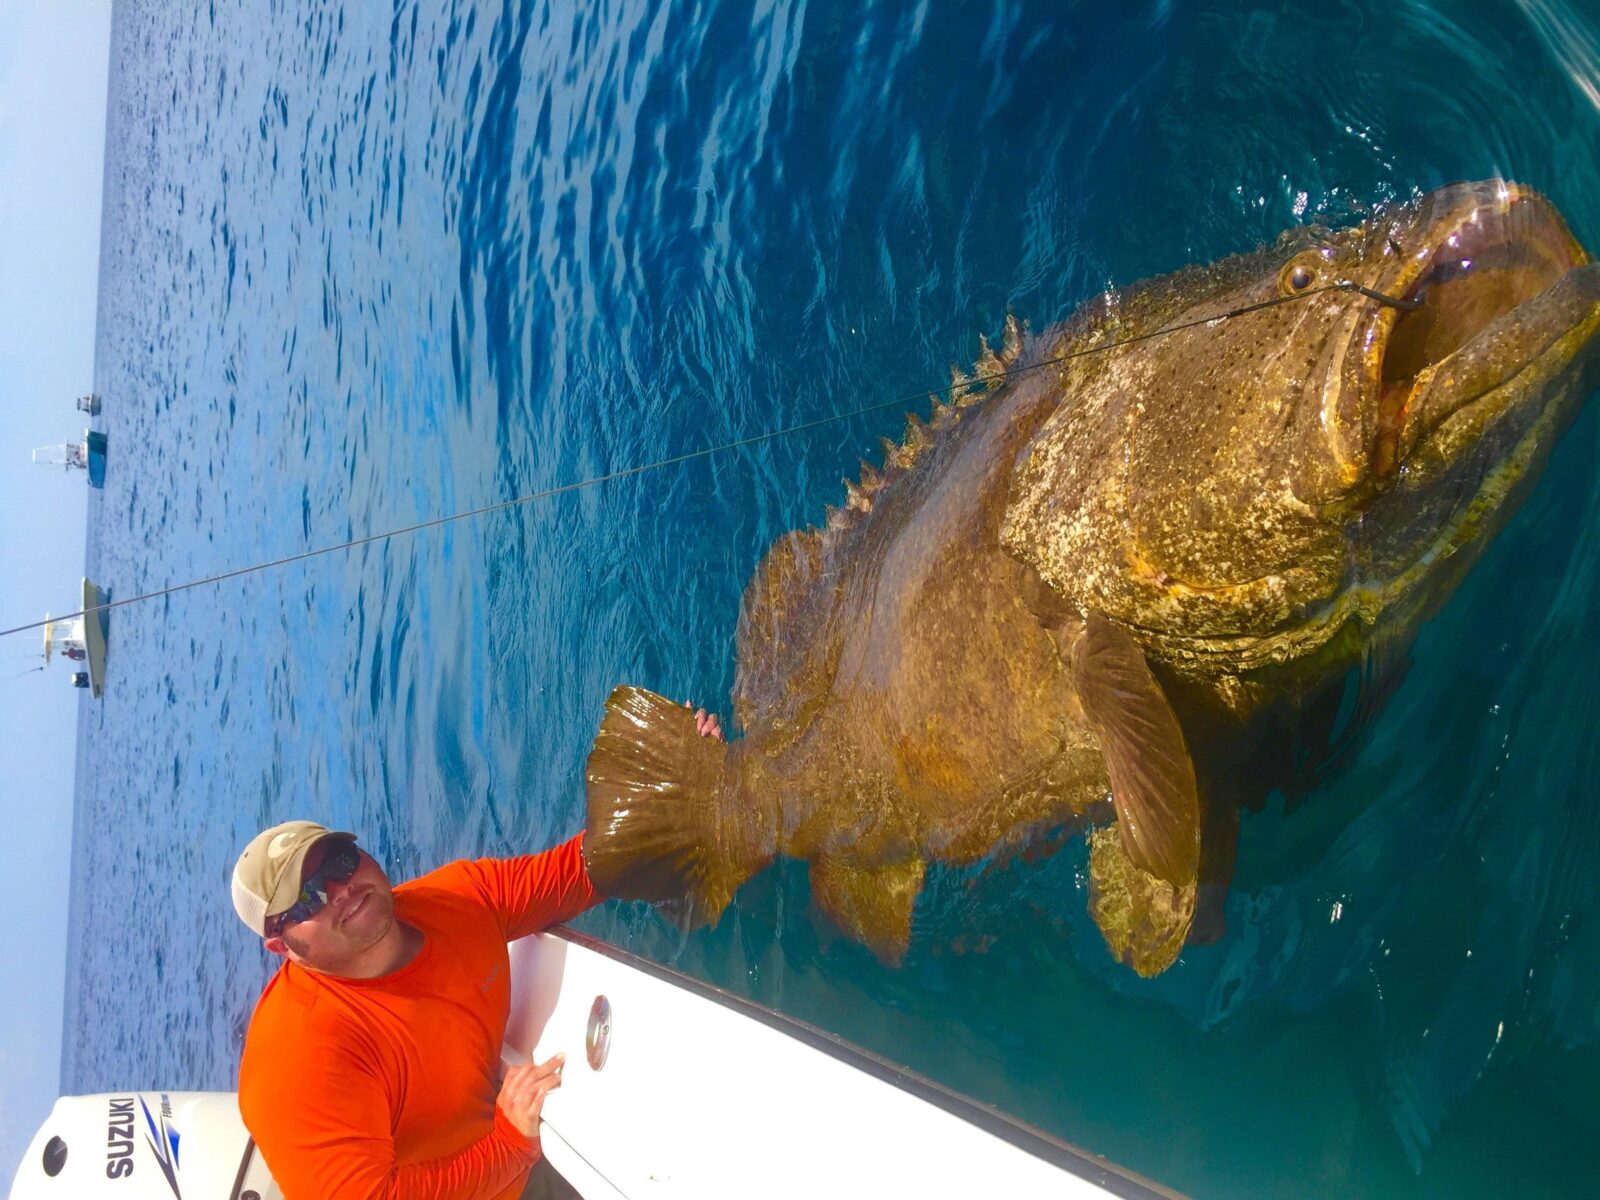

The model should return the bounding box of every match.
[11,931,1178,1199]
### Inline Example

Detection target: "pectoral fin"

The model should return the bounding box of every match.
[810,856,926,966]
[1072,612,1201,884]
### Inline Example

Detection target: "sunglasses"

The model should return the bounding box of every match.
[266,841,362,936]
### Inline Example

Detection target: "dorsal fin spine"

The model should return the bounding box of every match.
[950,363,978,406]
[826,316,1029,539]
[1001,313,1024,363]
[975,334,1004,381]
[880,435,912,471]
[903,411,933,458]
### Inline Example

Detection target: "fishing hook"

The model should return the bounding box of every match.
[1335,279,1426,310]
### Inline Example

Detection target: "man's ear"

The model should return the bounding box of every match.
[263,936,290,958]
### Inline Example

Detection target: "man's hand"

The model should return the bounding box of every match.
[497,1055,564,1139]
[684,701,724,741]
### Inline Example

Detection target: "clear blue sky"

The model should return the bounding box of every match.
[0,1,113,1187]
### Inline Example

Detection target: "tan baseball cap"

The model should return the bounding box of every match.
[231,820,357,937]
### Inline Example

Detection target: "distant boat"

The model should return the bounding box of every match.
[41,580,109,698]
[76,393,101,415]
[31,430,107,488]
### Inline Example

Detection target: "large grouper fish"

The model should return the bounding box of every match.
[583,180,1600,976]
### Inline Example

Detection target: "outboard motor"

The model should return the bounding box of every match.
[9,1092,279,1200]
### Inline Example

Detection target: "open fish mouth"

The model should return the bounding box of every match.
[1147,186,1599,666]
[1371,183,1594,480]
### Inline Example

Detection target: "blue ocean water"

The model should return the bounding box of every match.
[67,1,1600,1196]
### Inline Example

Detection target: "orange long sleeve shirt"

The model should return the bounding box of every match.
[238,833,600,1200]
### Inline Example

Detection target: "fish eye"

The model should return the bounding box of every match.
[1278,256,1319,295]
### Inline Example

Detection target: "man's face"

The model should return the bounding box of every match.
[263,840,398,975]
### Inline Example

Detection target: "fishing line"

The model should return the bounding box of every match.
[0,279,1413,641]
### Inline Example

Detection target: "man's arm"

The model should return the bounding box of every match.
[453,832,601,941]
[386,1114,537,1200]
[244,1050,562,1200]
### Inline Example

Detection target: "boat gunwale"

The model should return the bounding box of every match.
[553,925,1186,1200]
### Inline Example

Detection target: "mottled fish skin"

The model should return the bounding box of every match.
[586,181,1600,976]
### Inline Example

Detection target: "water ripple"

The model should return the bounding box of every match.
[67,2,1600,1195]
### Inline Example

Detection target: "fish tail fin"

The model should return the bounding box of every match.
[584,685,768,926]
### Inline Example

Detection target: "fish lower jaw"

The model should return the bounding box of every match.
[1288,380,1568,664]
[1156,390,1567,678]
[1392,272,1600,474]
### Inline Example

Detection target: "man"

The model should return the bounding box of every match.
[230,707,722,1200]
